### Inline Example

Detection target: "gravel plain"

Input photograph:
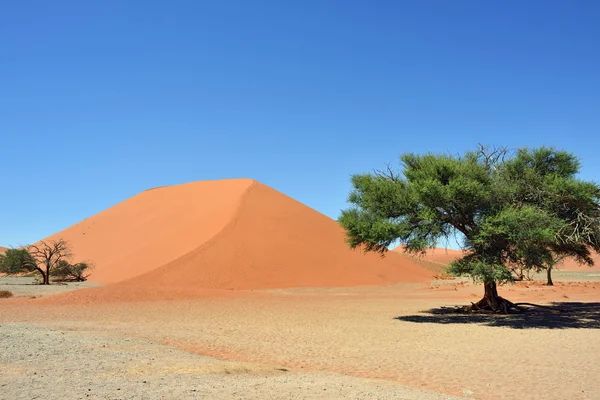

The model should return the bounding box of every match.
[1,274,599,400]
[0,322,465,400]
[0,277,99,299]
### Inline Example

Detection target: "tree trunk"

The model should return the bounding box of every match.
[547,266,553,286]
[482,281,500,309]
[471,281,517,313]
[42,270,49,285]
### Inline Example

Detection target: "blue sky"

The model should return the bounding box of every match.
[1,0,599,247]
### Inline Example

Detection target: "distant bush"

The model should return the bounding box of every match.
[52,260,94,282]
[0,290,13,298]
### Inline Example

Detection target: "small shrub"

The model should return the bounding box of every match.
[52,260,94,282]
[0,290,13,298]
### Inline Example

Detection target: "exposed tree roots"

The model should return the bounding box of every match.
[455,299,565,314]
[468,296,524,313]
[460,282,525,313]
[444,282,567,314]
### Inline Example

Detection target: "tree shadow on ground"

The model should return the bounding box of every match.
[395,302,600,329]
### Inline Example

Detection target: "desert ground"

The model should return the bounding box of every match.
[2,180,599,400]
[1,271,599,400]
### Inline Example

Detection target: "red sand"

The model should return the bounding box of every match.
[393,246,600,271]
[40,179,432,302]
[0,246,7,253]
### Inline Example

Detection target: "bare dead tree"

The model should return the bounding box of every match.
[27,239,73,285]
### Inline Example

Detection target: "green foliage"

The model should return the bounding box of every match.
[0,248,38,275]
[52,260,93,282]
[339,145,600,284]
[448,258,513,284]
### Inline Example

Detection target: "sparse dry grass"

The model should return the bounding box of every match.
[0,290,13,298]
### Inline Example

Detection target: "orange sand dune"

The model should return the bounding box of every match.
[393,246,600,271]
[43,179,254,283]
[41,179,432,301]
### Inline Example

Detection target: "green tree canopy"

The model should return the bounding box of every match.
[339,145,600,312]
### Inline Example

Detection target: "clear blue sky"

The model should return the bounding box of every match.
[1,0,599,247]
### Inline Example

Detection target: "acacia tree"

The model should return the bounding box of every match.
[339,145,600,313]
[0,239,75,285]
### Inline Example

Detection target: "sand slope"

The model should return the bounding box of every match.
[40,180,431,301]
[0,246,7,254]
[43,179,254,283]
[122,182,431,290]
